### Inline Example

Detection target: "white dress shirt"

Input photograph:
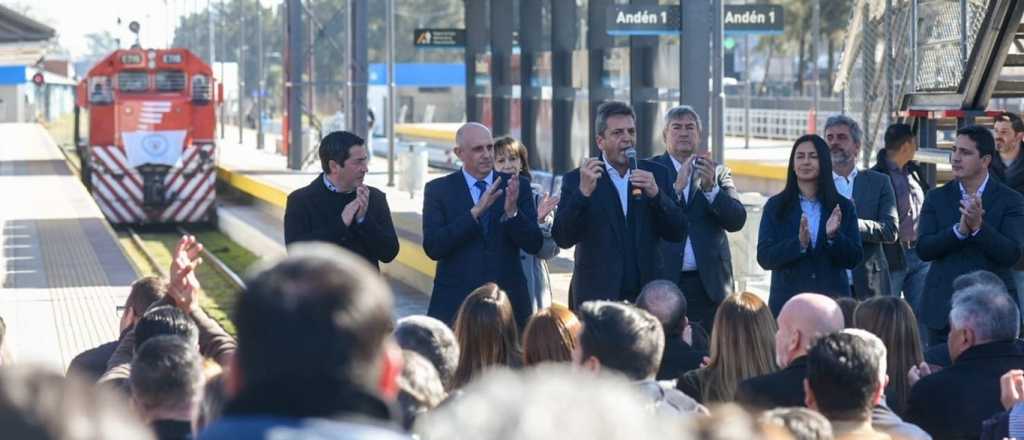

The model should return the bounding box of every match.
[833,169,858,284]
[953,174,989,239]
[603,154,630,217]
[668,155,720,271]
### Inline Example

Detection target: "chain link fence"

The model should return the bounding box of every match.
[836,0,991,165]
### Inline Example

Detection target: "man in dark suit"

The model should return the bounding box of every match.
[651,106,746,329]
[905,284,1024,439]
[825,115,898,299]
[67,276,166,381]
[284,131,400,270]
[553,101,685,308]
[735,293,844,412]
[917,125,1024,344]
[991,112,1024,319]
[636,280,708,381]
[422,122,542,328]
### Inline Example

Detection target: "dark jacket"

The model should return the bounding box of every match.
[67,328,128,382]
[757,194,863,315]
[651,153,746,303]
[917,178,1024,330]
[657,329,708,381]
[980,409,1010,440]
[284,175,400,270]
[552,159,685,307]
[871,150,930,271]
[735,356,808,411]
[152,420,193,440]
[422,171,542,328]
[847,169,899,299]
[99,300,236,392]
[906,340,1024,440]
[991,152,1024,195]
[199,377,408,440]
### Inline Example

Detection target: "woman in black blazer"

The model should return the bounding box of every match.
[757,134,863,315]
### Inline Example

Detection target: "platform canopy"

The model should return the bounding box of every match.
[0,4,54,44]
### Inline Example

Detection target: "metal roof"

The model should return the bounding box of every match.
[0,4,54,44]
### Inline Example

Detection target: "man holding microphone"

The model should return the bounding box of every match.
[553,101,686,308]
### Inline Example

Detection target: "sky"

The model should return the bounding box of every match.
[9,0,203,59]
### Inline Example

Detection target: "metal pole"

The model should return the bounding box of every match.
[208,0,215,67]
[912,0,918,91]
[287,0,304,170]
[960,0,967,64]
[219,0,225,138]
[238,0,245,144]
[711,0,724,163]
[386,0,396,186]
[812,0,821,129]
[256,1,265,150]
[744,33,751,149]
[349,0,368,139]
[681,0,711,152]
[886,0,894,123]
[344,0,353,130]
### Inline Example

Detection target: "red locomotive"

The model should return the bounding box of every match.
[76,48,220,224]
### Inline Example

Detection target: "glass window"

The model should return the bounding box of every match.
[118,71,149,92]
[155,71,186,92]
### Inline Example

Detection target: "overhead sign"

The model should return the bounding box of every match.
[414,29,466,49]
[607,5,681,36]
[724,5,784,34]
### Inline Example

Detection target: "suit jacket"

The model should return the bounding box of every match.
[422,171,543,328]
[848,169,899,299]
[735,356,807,411]
[917,177,1024,330]
[871,150,930,271]
[284,175,400,270]
[906,340,1024,440]
[757,194,863,315]
[652,153,747,302]
[552,159,685,308]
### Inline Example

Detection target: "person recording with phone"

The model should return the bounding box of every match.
[552,101,685,308]
[651,106,747,332]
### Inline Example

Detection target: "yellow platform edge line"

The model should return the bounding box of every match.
[216,165,438,278]
[395,125,457,143]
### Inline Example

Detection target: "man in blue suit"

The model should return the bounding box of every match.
[422,122,543,329]
[553,101,686,308]
[917,124,1024,344]
[651,105,746,330]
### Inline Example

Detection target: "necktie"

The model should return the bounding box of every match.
[474,180,490,235]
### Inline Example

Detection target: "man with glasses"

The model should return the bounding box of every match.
[553,101,685,308]
[422,122,543,329]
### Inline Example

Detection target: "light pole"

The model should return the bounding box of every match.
[386,0,396,187]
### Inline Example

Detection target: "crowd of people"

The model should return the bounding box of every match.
[6,102,1024,440]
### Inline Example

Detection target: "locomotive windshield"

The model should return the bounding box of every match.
[156,71,186,92]
[118,71,149,92]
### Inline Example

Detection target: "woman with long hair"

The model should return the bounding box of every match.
[676,292,778,404]
[450,283,522,390]
[493,136,560,313]
[757,134,863,315]
[521,304,580,366]
[853,296,924,416]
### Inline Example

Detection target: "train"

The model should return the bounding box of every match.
[75,48,220,224]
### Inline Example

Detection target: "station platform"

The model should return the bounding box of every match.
[215,125,773,304]
[0,123,137,371]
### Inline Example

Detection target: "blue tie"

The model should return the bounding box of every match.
[474,180,490,234]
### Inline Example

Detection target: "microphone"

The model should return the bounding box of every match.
[626,148,642,199]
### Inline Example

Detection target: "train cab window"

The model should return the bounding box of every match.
[88,76,113,104]
[118,71,149,92]
[191,75,212,102]
[156,71,186,92]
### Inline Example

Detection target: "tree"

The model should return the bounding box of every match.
[84,31,120,60]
